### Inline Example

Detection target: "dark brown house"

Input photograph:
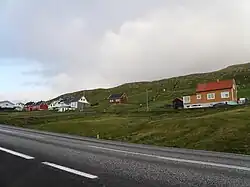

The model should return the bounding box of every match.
[108,93,128,104]
[172,98,184,109]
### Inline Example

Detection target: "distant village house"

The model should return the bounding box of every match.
[24,102,36,111]
[15,102,24,111]
[34,101,49,111]
[49,95,90,112]
[108,93,128,104]
[24,101,48,111]
[0,100,15,111]
[172,98,184,109]
[183,79,237,109]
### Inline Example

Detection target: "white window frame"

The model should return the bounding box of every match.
[183,96,191,103]
[196,94,201,100]
[221,91,230,99]
[207,93,215,100]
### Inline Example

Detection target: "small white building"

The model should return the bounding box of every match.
[15,102,25,111]
[0,100,15,109]
[69,95,90,110]
[238,98,247,105]
[48,99,61,110]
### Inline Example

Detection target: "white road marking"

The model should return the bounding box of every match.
[42,162,98,179]
[0,128,44,139]
[0,146,34,159]
[89,145,250,172]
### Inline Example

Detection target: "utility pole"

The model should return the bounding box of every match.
[146,89,149,112]
[82,90,85,112]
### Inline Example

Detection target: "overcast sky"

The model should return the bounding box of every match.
[0,0,250,102]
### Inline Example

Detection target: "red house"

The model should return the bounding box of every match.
[34,101,48,111]
[183,79,237,108]
[24,102,36,111]
[24,101,48,111]
[108,93,128,104]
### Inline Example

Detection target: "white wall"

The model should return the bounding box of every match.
[70,102,78,109]
[14,103,24,111]
[78,96,89,104]
[0,101,15,108]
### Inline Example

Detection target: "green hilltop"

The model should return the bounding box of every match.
[49,62,250,111]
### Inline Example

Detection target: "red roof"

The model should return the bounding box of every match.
[196,79,234,92]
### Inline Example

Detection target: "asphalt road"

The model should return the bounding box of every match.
[0,124,250,187]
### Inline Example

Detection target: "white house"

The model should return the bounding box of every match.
[48,98,66,110]
[57,101,73,112]
[69,95,90,110]
[15,102,25,111]
[0,101,15,109]
[48,95,90,112]
[48,100,60,110]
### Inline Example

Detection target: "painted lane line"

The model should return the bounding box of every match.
[0,146,34,160]
[0,128,44,139]
[42,162,98,179]
[88,145,250,172]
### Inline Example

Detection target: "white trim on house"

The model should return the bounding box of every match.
[207,93,215,100]
[196,94,201,100]
[231,88,234,101]
[221,91,230,99]
[183,96,191,104]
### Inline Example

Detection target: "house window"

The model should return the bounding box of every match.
[183,96,191,103]
[196,94,201,99]
[207,93,215,100]
[221,91,229,98]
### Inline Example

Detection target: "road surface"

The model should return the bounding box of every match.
[0,124,250,187]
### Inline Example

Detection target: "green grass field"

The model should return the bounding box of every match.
[1,104,250,155]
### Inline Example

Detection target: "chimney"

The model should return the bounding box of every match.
[217,79,219,82]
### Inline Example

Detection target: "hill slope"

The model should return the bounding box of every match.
[49,62,250,111]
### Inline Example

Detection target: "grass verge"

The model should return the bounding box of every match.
[0,106,250,155]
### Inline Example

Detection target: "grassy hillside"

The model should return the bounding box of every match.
[1,63,250,155]
[49,63,250,112]
[1,105,250,155]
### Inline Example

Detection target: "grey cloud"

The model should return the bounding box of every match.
[22,69,60,77]
[0,0,250,99]
[22,81,49,87]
